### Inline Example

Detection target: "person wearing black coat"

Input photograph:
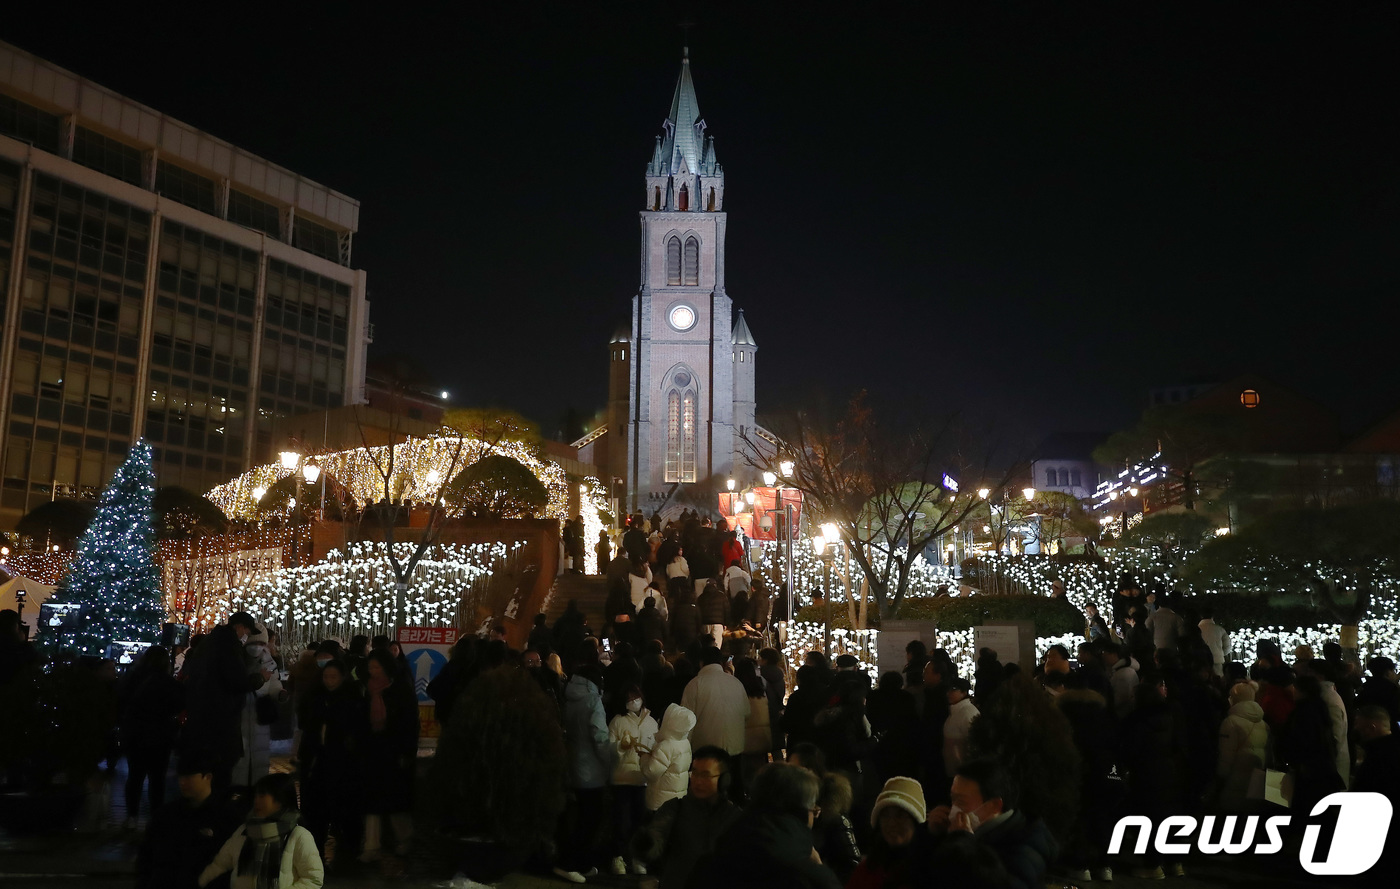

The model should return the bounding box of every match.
[1119,676,1187,875]
[359,649,420,860]
[669,583,701,653]
[920,660,953,803]
[1056,675,1118,880]
[688,763,842,889]
[623,518,649,563]
[526,614,553,655]
[866,672,920,784]
[632,747,743,887]
[635,597,667,650]
[1280,674,1345,831]
[696,581,728,643]
[299,659,364,861]
[135,751,243,889]
[782,665,828,752]
[552,601,587,668]
[120,646,184,825]
[179,624,263,792]
[1357,657,1400,726]
[427,636,479,728]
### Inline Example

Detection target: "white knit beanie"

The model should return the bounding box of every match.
[870,776,927,828]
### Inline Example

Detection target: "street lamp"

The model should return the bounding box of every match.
[726,478,736,492]
[1022,487,1036,502]
[977,487,990,500]
[814,522,841,659]
[780,459,795,479]
[279,450,301,471]
[762,471,777,487]
[744,491,756,506]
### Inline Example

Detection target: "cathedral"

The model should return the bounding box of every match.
[576,49,763,514]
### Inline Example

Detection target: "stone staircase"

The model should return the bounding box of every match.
[542,572,612,632]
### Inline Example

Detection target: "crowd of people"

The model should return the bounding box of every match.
[5,537,1400,888]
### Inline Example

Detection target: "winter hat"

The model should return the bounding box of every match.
[870,776,927,828]
[948,676,973,695]
[834,654,860,670]
[1229,682,1257,705]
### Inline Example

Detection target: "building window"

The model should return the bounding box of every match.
[683,237,699,285]
[228,189,281,238]
[1058,468,1069,486]
[72,127,143,186]
[1240,389,1261,409]
[678,184,689,211]
[155,161,218,215]
[0,95,62,154]
[653,186,661,210]
[666,236,682,285]
[1045,467,1056,487]
[707,187,715,211]
[1070,469,1082,487]
[293,216,344,265]
[665,375,697,484]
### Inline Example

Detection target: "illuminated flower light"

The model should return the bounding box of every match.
[226,540,524,653]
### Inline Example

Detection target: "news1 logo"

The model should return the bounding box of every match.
[1108,792,1394,876]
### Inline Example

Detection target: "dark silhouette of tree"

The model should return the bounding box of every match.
[16,499,96,549]
[152,486,230,539]
[447,454,549,519]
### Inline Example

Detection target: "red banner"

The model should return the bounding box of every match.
[717,487,802,541]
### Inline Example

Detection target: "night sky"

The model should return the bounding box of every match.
[6,3,1397,446]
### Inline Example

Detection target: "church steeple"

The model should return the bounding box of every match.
[645,47,723,212]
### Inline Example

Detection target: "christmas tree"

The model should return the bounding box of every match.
[49,440,164,656]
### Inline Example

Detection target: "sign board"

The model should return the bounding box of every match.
[162,546,283,629]
[396,626,460,747]
[973,621,1036,669]
[878,620,939,677]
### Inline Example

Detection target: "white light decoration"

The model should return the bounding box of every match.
[227,540,523,653]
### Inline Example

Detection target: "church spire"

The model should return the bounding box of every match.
[661,47,705,176]
[731,309,756,346]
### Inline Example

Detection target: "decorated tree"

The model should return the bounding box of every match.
[47,440,164,656]
[447,454,549,519]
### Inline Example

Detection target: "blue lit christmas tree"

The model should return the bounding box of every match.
[50,440,164,656]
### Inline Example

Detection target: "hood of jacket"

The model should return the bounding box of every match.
[565,672,601,705]
[657,702,697,741]
[1228,700,1265,723]
[818,771,853,819]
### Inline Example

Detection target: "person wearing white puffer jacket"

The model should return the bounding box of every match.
[609,685,659,875]
[1216,682,1270,811]
[641,703,696,811]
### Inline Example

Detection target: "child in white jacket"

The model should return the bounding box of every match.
[608,685,659,875]
[199,773,323,889]
[640,703,696,812]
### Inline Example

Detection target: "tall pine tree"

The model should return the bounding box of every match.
[50,440,164,655]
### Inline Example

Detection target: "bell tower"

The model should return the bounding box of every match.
[621,48,739,512]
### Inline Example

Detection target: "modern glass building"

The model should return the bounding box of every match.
[0,42,370,527]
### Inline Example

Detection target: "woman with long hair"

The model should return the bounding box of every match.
[734,658,771,800]
[358,649,419,863]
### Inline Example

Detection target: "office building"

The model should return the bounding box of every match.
[0,42,370,527]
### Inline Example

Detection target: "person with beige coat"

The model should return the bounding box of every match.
[1216,682,1270,810]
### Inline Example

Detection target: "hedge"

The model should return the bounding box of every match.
[797,594,1085,636]
[796,592,1348,637]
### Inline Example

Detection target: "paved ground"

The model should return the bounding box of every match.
[0,743,1356,888]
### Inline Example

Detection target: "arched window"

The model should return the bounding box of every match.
[665,372,698,483]
[683,237,700,285]
[666,237,682,285]
[1070,469,1082,488]
[678,184,689,211]
[707,188,715,211]
[1045,467,1057,487]
[653,186,661,210]
[1058,468,1069,486]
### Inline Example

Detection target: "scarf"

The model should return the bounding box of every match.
[237,811,299,889]
[368,674,391,732]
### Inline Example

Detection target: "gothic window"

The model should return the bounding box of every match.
[665,371,697,484]
[1045,467,1056,487]
[678,184,689,211]
[654,186,661,210]
[683,237,700,285]
[707,188,716,211]
[666,236,682,285]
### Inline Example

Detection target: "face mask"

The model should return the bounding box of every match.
[627,699,643,715]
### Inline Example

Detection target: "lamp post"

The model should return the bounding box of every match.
[813,522,841,659]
